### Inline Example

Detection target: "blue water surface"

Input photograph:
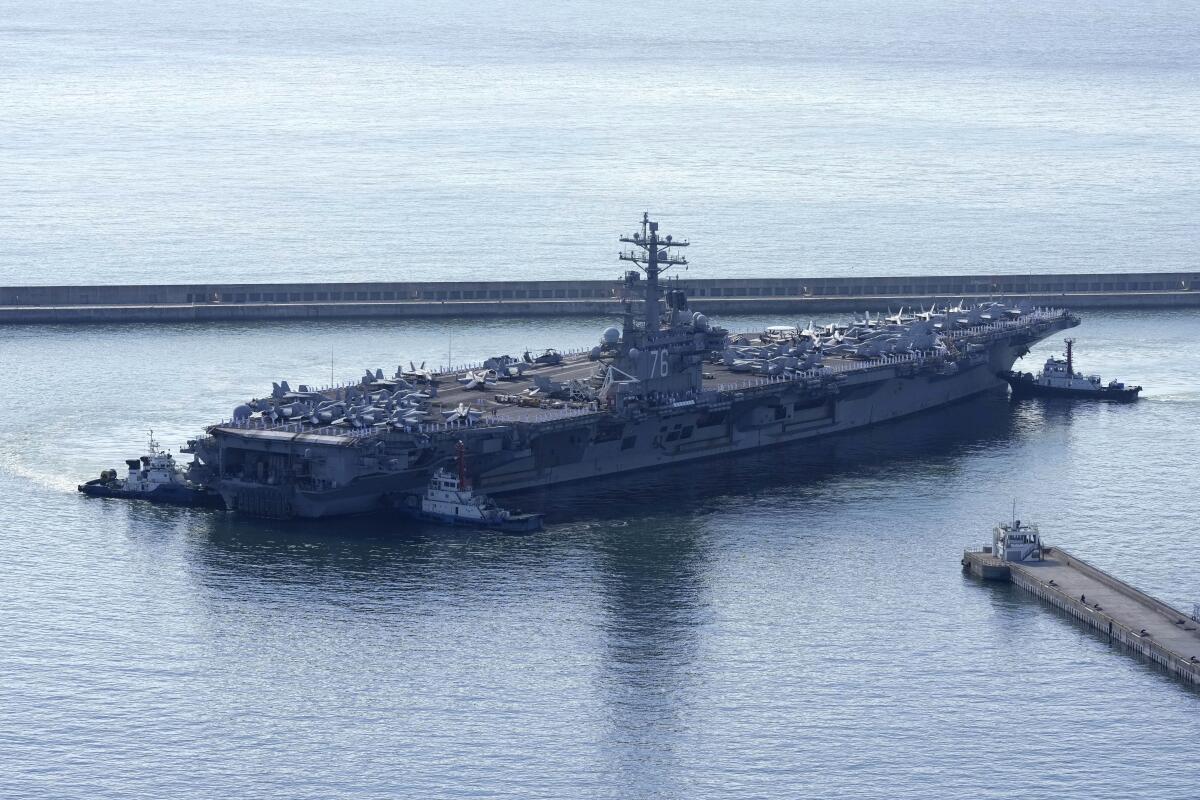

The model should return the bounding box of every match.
[2,310,1199,799]
[2,2,1200,797]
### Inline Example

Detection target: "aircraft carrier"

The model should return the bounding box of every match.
[183,215,1079,518]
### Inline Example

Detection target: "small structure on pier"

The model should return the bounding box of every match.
[993,520,1043,563]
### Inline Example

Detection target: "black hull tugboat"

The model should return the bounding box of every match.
[1005,338,1141,401]
[78,432,225,508]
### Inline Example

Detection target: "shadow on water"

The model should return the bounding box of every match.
[179,508,581,599]
[1010,391,1164,425]
[134,390,1059,778]
[1009,395,1081,426]
[590,515,711,790]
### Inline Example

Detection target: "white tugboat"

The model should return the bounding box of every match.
[1005,338,1141,401]
[78,431,224,507]
[408,442,543,532]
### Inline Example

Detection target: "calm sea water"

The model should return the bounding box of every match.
[1,1,1198,285]
[2,310,1200,799]
[3,3,1200,798]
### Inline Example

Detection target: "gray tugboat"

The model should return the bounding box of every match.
[1005,338,1141,401]
[133,214,1080,519]
[78,432,224,508]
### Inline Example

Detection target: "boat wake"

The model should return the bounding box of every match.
[0,454,79,494]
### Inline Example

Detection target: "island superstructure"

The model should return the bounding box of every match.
[182,215,1080,518]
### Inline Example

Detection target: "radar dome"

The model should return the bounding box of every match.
[232,404,253,421]
[628,347,640,360]
[693,312,709,331]
[602,326,621,345]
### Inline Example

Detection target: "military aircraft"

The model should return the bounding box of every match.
[401,361,436,385]
[457,369,498,391]
[442,402,484,425]
[524,348,563,366]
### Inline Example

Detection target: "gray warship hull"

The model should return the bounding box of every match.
[189,312,1075,519]
[175,216,1082,520]
[476,346,1021,494]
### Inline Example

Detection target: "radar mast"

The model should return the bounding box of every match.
[618,213,689,336]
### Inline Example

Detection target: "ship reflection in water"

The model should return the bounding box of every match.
[82,353,1200,797]
[174,389,1027,672]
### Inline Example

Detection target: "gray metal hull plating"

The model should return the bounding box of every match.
[211,332,1052,518]
[475,353,1008,495]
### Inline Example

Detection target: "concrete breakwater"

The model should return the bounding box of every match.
[964,546,1200,687]
[2,271,1198,324]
